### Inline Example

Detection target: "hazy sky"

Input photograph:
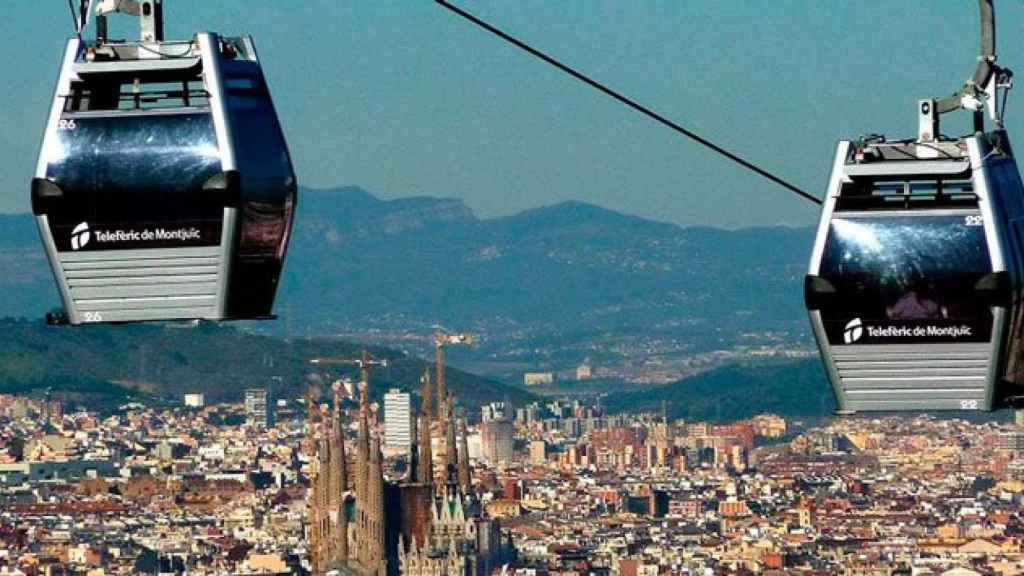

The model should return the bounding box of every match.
[3,2,1023,227]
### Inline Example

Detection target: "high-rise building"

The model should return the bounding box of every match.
[529,440,547,465]
[481,402,508,422]
[245,387,273,429]
[514,405,539,424]
[384,388,412,452]
[999,430,1024,453]
[481,419,514,466]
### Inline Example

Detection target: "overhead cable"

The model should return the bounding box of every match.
[434,0,822,205]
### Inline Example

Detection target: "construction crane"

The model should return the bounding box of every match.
[309,351,388,407]
[433,331,474,421]
[309,350,389,369]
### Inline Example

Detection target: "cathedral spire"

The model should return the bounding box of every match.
[457,415,471,491]
[408,411,420,483]
[435,339,446,422]
[331,385,348,495]
[417,370,435,487]
[420,368,433,424]
[417,414,433,486]
[305,389,325,575]
[365,431,387,574]
[353,351,374,566]
[443,396,457,492]
[355,378,370,507]
[330,384,349,567]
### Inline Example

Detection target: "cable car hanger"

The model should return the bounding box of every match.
[911,0,1014,156]
[930,0,1013,129]
[803,0,1024,414]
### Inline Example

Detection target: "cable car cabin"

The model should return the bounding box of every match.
[805,133,1024,412]
[32,32,296,324]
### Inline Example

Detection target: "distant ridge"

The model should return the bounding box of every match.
[0,187,819,413]
[603,360,836,422]
[493,199,681,236]
[0,187,814,342]
[284,187,814,336]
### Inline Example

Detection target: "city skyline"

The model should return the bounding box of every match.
[6,2,1024,574]
[5,386,1024,575]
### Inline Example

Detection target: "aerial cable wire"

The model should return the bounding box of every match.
[67,0,82,37]
[69,0,97,38]
[81,0,97,35]
[434,0,823,206]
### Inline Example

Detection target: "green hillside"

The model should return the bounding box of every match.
[604,360,836,422]
[0,318,536,412]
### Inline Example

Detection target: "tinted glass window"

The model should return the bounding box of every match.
[43,112,224,251]
[221,74,296,317]
[64,79,209,112]
[229,94,293,199]
[818,213,993,344]
[226,84,295,256]
[45,112,222,222]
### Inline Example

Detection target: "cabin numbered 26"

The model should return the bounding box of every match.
[31,29,296,325]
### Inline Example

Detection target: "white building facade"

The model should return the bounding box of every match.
[384,388,412,452]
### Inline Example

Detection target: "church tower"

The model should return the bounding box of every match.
[417,372,434,486]
[457,415,472,492]
[443,397,458,493]
[306,392,327,575]
[329,385,349,567]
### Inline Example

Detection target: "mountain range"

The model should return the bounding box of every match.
[0,188,814,338]
[283,187,814,338]
[0,187,818,411]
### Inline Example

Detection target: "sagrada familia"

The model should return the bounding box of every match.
[306,360,511,576]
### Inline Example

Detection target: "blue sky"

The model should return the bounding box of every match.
[3,2,1022,227]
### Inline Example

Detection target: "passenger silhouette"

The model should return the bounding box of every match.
[887,275,947,320]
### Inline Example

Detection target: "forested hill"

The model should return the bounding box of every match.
[604,360,836,422]
[0,318,536,411]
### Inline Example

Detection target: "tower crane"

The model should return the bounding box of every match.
[309,351,388,408]
[433,331,474,422]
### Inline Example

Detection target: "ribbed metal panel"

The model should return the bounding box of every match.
[833,343,992,411]
[59,246,223,322]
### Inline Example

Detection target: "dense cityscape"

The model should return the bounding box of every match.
[6,1,1024,575]
[3,355,1024,576]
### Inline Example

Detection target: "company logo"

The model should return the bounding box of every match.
[70,222,91,251]
[843,318,864,344]
[66,223,209,251]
